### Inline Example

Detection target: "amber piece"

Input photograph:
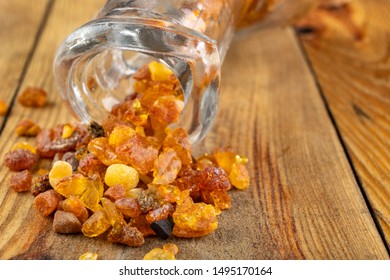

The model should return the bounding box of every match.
[148,61,173,82]
[149,184,182,205]
[172,197,218,238]
[88,121,105,139]
[10,142,36,154]
[101,197,125,226]
[150,96,184,125]
[212,147,236,174]
[49,160,73,187]
[129,215,156,237]
[146,203,174,224]
[102,115,131,137]
[139,82,176,111]
[79,252,98,260]
[104,185,127,201]
[62,124,75,139]
[87,137,126,166]
[9,170,32,192]
[4,149,37,171]
[229,162,250,189]
[18,87,47,107]
[108,125,136,148]
[209,189,231,210]
[163,128,192,165]
[53,210,82,234]
[115,133,158,175]
[36,125,89,158]
[53,174,104,212]
[0,99,8,116]
[153,148,181,185]
[31,174,52,196]
[107,222,145,247]
[104,163,139,190]
[58,195,89,224]
[77,153,107,180]
[137,188,161,213]
[15,119,41,137]
[115,197,142,218]
[33,190,62,217]
[122,98,149,126]
[61,151,79,171]
[81,210,111,237]
[143,243,179,260]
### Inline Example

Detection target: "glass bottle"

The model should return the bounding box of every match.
[54,0,315,144]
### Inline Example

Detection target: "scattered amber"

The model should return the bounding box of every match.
[15,119,41,137]
[49,160,73,187]
[33,189,62,217]
[229,162,250,190]
[150,96,184,125]
[143,243,178,260]
[81,210,111,237]
[18,87,47,107]
[53,210,82,234]
[9,170,32,192]
[79,252,98,260]
[4,149,37,171]
[0,99,8,116]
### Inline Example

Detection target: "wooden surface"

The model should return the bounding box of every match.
[0,0,389,260]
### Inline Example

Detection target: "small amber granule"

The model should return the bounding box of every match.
[79,252,98,260]
[33,189,62,217]
[49,160,73,187]
[104,164,139,190]
[18,87,47,107]
[10,142,37,154]
[53,210,82,234]
[143,243,179,260]
[107,222,145,247]
[15,119,41,137]
[4,148,37,171]
[81,210,111,237]
[0,99,8,116]
[9,170,32,192]
[58,195,89,224]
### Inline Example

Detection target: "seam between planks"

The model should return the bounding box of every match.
[293,29,390,257]
[0,0,55,137]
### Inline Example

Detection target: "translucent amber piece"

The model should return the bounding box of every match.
[115,133,158,175]
[54,174,104,212]
[15,119,41,137]
[87,137,126,166]
[49,160,73,187]
[163,128,192,165]
[210,189,231,210]
[122,99,149,126]
[146,203,174,224]
[18,87,47,107]
[148,61,173,82]
[229,162,250,190]
[108,125,136,148]
[143,243,179,260]
[107,223,145,247]
[33,190,62,217]
[152,148,181,185]
[104,185,127,201]
[104,164,139,190]
[212,148,236,174]
[10,142,37,154]
[0,99,8,115]
[148,184,182,205]
[58,195,89,224]
[150,96,184,125]
[101,197,125,226]
[81,210,111,237]
[77,153,107,180]
[9,170,32,192]
[79,252,98,260]
[115,197,142,218]
[129,215,156,237]
[172,198,218,238]
[62,124,74,139]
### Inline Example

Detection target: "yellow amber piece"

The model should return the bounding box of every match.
[54,174,104,212]
[228,162,250,190]
[104,164,139,190]
[126,188,142,199]
[49,160,73,187]
[108,125,136,148]
[88,137,126,166]
[213,149,236,174]
[163,243,179,255]
[81,210,111,237]
[143,244,179,260]
[148,61,173,82]
[79,252,98,260]
[152,148,181,185]
[101,197,125,226]
[10,142,36,154]
[62,124,74,139]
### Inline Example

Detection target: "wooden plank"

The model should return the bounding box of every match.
[0,0,388,260]
[298,0,390,246]
[0,0,50,127]
[203,26,388,259]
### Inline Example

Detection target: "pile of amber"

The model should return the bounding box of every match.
[4,62,250,249]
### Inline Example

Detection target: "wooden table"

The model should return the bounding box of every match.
[0,0,389,260]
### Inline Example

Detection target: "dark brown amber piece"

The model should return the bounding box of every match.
[4,149,37,171]
[31,174,52,196]
[53,210,82,234]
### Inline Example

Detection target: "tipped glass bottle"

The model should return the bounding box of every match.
[54,0,315,144]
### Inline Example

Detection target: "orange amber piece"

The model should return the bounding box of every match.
[229,162,250,190]
[107,222,145,247]
[129,215,156,237]
[172,197,218,238]
[15,119,41,137]
[58,195,89,224]
[87,137,126,166]
[33,190,62,217]
[152,148,182,185]
[163,128,192,165]
[77,153,107,180]
[53,174,104,212]
[115,197,142,218]
[9,170,32,192]
[143,243,179,260]
[210,189,231,210]
[150,96,184,125]
[115,133,158,175]
[122,98,149,126]
[108,125,136,148]
[0,99,8,116]
[101,197,125,226]
[81,210,111,237]
[146,203,174,224]
[212,148,236,174]
[18,87,47,107]
[104,185,127,201]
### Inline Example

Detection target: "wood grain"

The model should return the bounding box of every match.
[0,0,388,260]
[299,0,390,246]
[0,0,50,127]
